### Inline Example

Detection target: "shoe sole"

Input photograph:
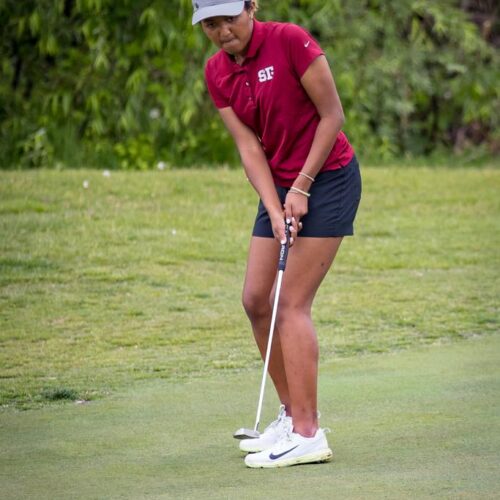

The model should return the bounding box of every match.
[239,440,278,454]
[245,448,333,468]
[240,446,267,453]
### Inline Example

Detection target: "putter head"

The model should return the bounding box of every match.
[233,428,260,440]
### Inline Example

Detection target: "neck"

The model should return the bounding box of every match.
[234,54,245,65]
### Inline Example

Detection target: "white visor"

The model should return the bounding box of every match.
[192,1,245,25]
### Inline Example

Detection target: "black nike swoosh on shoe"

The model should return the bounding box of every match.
[269,445,300,460]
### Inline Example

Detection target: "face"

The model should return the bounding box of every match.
[201,8,254,57]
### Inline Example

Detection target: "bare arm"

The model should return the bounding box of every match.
[284,55,346,223]
[218,107,287,242]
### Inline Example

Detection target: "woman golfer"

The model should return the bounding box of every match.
[192,0,361,468]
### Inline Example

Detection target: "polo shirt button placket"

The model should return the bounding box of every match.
[244,69,254,103]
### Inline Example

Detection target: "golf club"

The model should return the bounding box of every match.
[233,221,291,439]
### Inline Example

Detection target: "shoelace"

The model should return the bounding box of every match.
[277,416,293,441]
[263,405,287,433]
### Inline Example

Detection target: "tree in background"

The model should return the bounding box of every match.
[0,0,498,168]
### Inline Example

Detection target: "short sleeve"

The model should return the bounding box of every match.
[205,61,230,109]
[283,24,324,78]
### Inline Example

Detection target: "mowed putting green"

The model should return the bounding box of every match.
[1,335,499,499]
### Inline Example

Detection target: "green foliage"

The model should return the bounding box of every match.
[274,0,500,159]
[19,128,54,168]
[0,0,498,168]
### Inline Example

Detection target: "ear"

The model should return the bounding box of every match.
[249,1,256,18]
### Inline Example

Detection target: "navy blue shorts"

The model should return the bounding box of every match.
[252,155,362,238]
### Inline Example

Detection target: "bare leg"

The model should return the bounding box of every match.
[276,236,343,437]
[242,235,343,432]
[242,237,291,412]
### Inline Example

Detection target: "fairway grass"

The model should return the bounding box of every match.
[0,166,499,407]
[1,166,499,498]
[1,335,499,499]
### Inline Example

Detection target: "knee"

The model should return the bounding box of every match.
[242,289,270,322]
[275,295,311,330]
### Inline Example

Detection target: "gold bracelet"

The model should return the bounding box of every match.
[289,186,311,198]
[298,171,315,182]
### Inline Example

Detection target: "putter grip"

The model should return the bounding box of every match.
[278,222,291,271]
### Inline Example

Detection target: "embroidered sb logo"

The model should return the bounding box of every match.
[257,66,274,82]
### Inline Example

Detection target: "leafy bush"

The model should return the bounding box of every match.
[0,0,498,168]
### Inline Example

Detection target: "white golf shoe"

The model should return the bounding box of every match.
[244,427,332,468]
[239,405,292,453]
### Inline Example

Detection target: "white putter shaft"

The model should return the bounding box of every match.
[234,226,290,440]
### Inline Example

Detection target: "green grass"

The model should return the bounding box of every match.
[0,166,499,408]
[0,335,498,499]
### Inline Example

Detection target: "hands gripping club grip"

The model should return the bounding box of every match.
[278,222,291,271]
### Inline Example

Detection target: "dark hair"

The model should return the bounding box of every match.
[245,1,259,12]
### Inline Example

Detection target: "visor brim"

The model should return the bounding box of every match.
[192,1,245,25]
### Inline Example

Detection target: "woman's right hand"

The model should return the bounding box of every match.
[270,211,298,247]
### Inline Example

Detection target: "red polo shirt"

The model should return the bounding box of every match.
[205,20,354,187]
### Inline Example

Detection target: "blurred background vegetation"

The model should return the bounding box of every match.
[1,0,499,169]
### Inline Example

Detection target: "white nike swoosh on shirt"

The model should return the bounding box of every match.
[304,41,310,48]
